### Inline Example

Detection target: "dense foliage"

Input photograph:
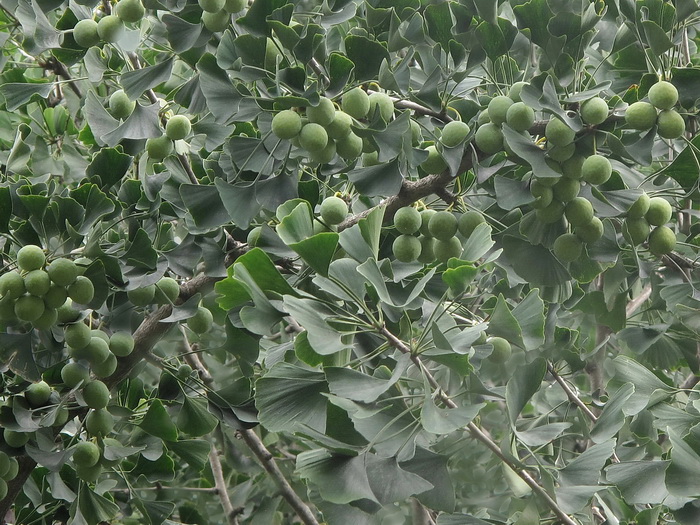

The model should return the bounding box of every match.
[1,0,700,523]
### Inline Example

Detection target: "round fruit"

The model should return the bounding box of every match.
[336,132,363,160]
[0,479,6,500]
[657,109,685,139]
[25,381,51,408]
[75,462,102,483]
[116,0,145,22]
[224,0,245,11]
[17,245,45,272]
[92,353,117,378]
[47,259,78,287]
[83,381,110,409]
[326,111,353,140]
[417,236,435,264]
[562,155,585,179]
[505,102,535,132]
[530,181,553,209]
[458,211,485,237]
[648,226,676,256]
[97,15,124,42]
[4,457,18,481]
[362,151,379,166]
[73,441,100,468]
[627,192,650,218]
[575,216,604,243]
[553,233,583,262]
[342,88,370,119]
[420,145,448,174]
[202,10,230,32]
[581,154,612,185]
[86,408,114,436]
[624,218,651,245]
[56,299,81,323]
[434,237,462,262]
[392,235,422,263]
[487,336,512,363]
[320,196,348,225]
[487,95,513,125]
[545,118,575,147]
[73,19,100,48]
[420,209,437,237]
[146,134,174,160]
[177,363,193,379]
[3,430,29,448]
[92,329,110,343]
[552,177,580,202]
[565,197,594,226]
[428,211,458,241]
[0,453,8,479]
[440,121,470,147]
[625,101,657,130]
[187,306,214,334]
[648,80,678,110]
[307,97,335,127]
[0,271,25,299]
[247,226,262,246]
[199,0,225,12]
[110,332,135,357]
[536,201,565,224]
[299,123,328,152]
[547,142,576,163]
[14,295,45,322]
[271,110,302,140]
[394,207,422,235]
[580,97,608,125]
[508,82,528,102]
[44,285,68,310]
[474,123,503,154]
[166,115,191,140]
[68,276,94,305]
[32,308,58,330]
[128,284,156,306]
[411,120,422,146]
[109,89,135,120]
[24,270,50,296]
[368,92,394,122]
[477,110,490,126]
[154,277,179,305]
[78,337,110,365]
[645,197,672,226]
[310,140,336,164]
[61,361,90,388]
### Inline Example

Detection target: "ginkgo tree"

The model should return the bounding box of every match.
[1,0,700,523]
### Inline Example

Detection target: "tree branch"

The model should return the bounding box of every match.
[547,363,598,422]
[209,447,240,524]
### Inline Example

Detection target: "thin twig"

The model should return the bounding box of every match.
[210,447,239,524]
[625,284,652,318]
[547,363,598,422]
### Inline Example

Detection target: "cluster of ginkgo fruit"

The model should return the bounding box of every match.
[0,451,18,500]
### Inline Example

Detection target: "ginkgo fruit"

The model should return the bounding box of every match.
[17,245,45,271]
[394,207,422,235]
[648,80,678,110]
[342,87,370,119]
[428,211,458,241]
[166,115,191,140]
[580,97,608,125]
[320,196,348,225]
[392,235,421,263]
[645,197,672,226]
[440,121,470,147]
[553,233,583,262]
[648,226,676,256]
[625,101,657,130]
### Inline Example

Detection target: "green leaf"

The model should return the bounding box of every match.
[515,422,571,446]
[559,440,616,486]
[197,53,244,124]
[605,460,670,504]
[296,449,378,504]
[141,399,178,442]
[326,354,410,403]
[283,296,350,355]
[344,35,390,81]
[461,223,495,262]
[347,158,404,197]
[237,0,288,36]
[0,82,54,111]
[590,383,634,444]
[641,20,674,56]
[78,485,119,522]
[488,295,525,349]
[276,201,314,244]
[421,394,484,434]
[166,440,211,471]
[180,184,232,230]
[666,430,700,497]
[494,176,535,211]
[424,1,453,50]
[501,235,572,286]
[177,396,218,437]
[326,52,355,97]
[365,455,433,504]
[505,357,546,424]
[611,356,674,415]
[659,133,700,190]
[133,499,176,525]
[120,58,174,100]
[442,263,477,294]
[132,452,176,482]
[85,147,133,189]
[402,448,455,512]
[501,126,560,179]
[511,289,545,351]
[102,102,163,146]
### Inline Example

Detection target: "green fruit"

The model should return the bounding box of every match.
[458,211,485,237]
[224,0,245,11]
[508,82,528,102]
[434,237,462,262]
[202,10,230,32]
[552,177,580,202]
[187,306,214,334]
[440,121,470,147]
[477,109,491,126]
[628,192,650,218]
[73,19,100,48]
[0,479,6,500]
[74,441,100,467]
[0,452,9,479]
[326,111,353,140]
[247,226,262,246]
[68,276,94,305]
[394,207,422,235]
[32,308,58,330]
[368,92,394,121]
[505,102,535,132]
[553,233,583,262]
[420,145,448,174]
[320,196,348,225]
[657,109,685,139]
[419,209,437,237]
[92,328,110,341]
[487,95,513,125]
[530,181,553,209]
[0,271,25,299]
[166,115,191,140]
[562,155,585,179]
[428,211,458,241]
[25,381,51,408]
[411,120,422,146]
[580,97,608,125]
[0,296,16,322]
[97,15,124,42]
[545,118,575,147]
[645,197,673,225]
[565,197,594,226]
[110,332,135,357]
[61,362,90,388]
[417,236,435,264]
[83,381,110,409]
[24,270,50,296]
[271,110,302,140]
[487,337,512,363]
[648,80,678,110]
[115,0,145,22]
[342,88,370,119]
[299,123,328,152]
[73,337,110,365]
[14,295,45,322]
[392,235,422,263]
[47,259,78,286]
[65,322,94,353]
[474,123,504,154]
[575,217,604,243]
[648,226,676,256]
[92,352,117,378]
[75,462,102,483]
[624,218,651,245]
[547,142,575,163]
[3,429,29,448]
[17,245,45,272]
[536,201,565,224]
[625,101,657,130]
[198,0,225,12]
[56,299,81,324]
[362,151,379,166]
[581,154,612,185]
[335,132,363,160]
[177,364,193,379]
[4,457,18,481]
[154,277,180,304]
[128,284,156,306]
[310,140,336,164]
[307,97,335,126]
[146,134,174,160]
[85,408,114,436]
